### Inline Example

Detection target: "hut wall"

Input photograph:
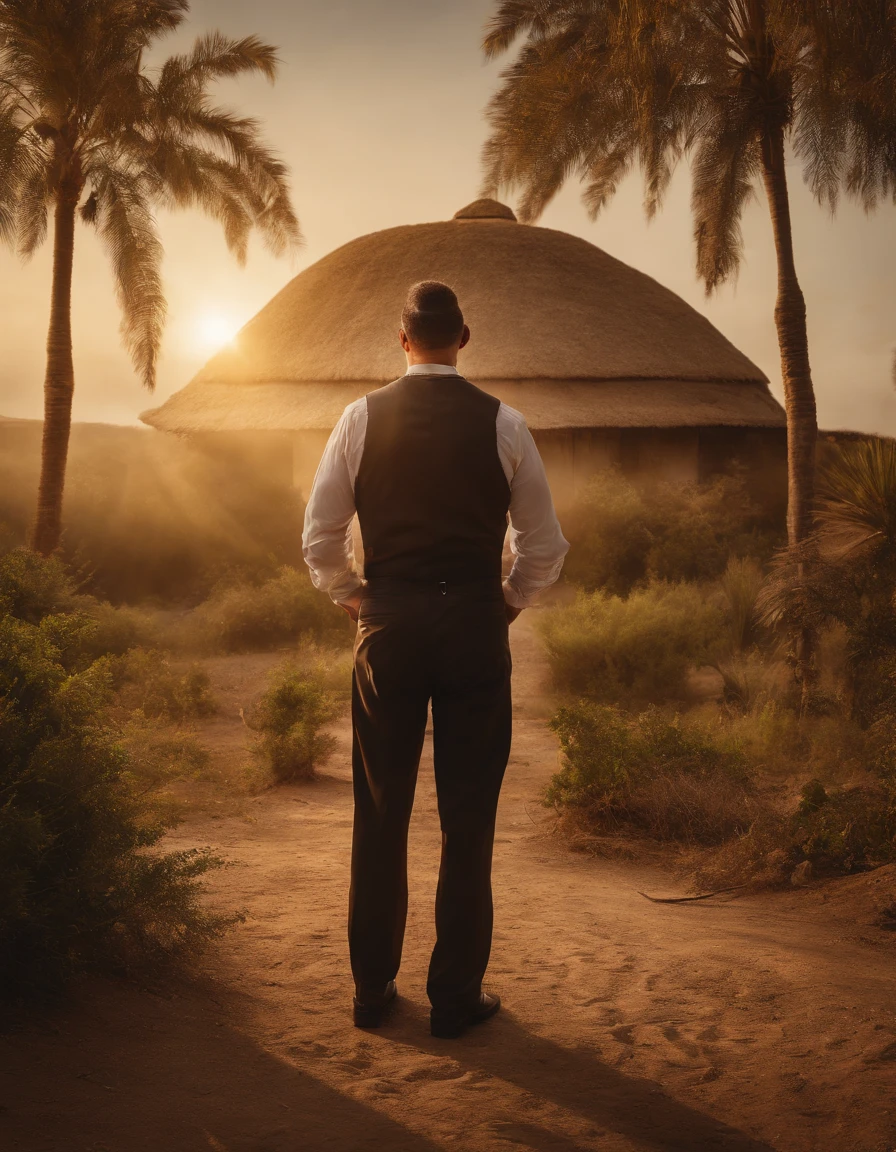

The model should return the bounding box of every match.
[536,428,700,506]
[698,427,788,517]
[536,426,786,508]
[620,429,700,485]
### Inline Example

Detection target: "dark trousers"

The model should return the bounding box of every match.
[348,579,512,1011]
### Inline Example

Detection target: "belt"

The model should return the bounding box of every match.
[363,575,504,597]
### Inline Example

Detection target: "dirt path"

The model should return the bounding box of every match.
[3,619,895,1152]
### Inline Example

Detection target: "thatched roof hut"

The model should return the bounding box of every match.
[142,199,785,501]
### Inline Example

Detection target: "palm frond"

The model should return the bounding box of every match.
[15,159,51,257]
[692,93,760,292]
[482,0,896,277]
[1,2,299,389]
[158,32,279,104]
[483,0,568,58]
[0,98,41,244]
[93,169,166,389]
[816,438,896,560]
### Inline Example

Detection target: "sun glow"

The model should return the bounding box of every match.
[194,310,241,352]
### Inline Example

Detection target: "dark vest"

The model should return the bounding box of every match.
[355,374,511,583]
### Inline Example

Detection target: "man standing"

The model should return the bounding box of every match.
[303,281,568,1038]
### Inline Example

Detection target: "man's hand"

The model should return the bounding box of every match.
[505,602,523,625]
[338,591,364,623]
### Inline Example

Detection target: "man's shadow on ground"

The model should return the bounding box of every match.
[388,1002,778,1152]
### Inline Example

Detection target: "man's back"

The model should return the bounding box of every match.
[356,374,510,583]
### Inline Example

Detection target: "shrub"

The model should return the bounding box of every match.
[718,557,766,655]
[114,648,217,721]
[561,471,781,596]
[0,615,230,999]
[0,548,78,622]
[758,439,896,722]
[82,601,159,659]
[538,582,725,705]
[647,476,774,584]
[547,702,759,844]
[249,660,342,782]
[716,701,866,783]
[691,778,896,890]
[560,473,653,595]
[189,566,352,653]
[0,549,159,662]
[119,720,212,790]
[792,780,896,874]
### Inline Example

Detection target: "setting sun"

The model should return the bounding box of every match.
[195,310,241,352]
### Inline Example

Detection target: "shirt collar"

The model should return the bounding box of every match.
[405,363,460,377]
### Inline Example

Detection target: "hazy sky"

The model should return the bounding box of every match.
[1,0,894,433]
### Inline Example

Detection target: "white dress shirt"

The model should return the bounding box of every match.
[302,364,570,609]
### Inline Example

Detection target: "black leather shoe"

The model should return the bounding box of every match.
[352,980,398,1028]
[430,992,501,1039]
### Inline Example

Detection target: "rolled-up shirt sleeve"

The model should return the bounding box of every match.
[498,404,570,609]
[302,400,366,604]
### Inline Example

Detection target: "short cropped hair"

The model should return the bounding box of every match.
[401,281,465,349]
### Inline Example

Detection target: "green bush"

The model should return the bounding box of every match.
[560,473,653,595]
[189,566,352,653]
[81,601,159,658]
[249,660,342,782]
[547,702,759,844]
[119,720,211,790]
[561,471,781,595]
[114,648,217,721]
[718,557,766,655]
[0,548,159,662]
[538,582,725,705]
[792,780,896,874]
[0,615,231,999]
[712,700,865,783]
[0,548,78,622]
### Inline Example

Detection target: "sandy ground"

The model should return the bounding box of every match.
[2,618,895,1152]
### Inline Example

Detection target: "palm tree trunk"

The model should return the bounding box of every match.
[760,124,817,706]
[31,187,78,556]
[760,126,817,543]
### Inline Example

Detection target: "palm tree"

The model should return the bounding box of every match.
[481,0,896,701]
[0,0,301,554]
[482,0,896,548]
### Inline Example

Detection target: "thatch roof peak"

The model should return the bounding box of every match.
[453,198,517,221]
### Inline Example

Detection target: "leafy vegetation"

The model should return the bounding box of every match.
[0,612,231,1000]
[538,582,725,705]
[189,566,352,653]
[761,439,896,723]
[248,659,343,783]
[543,439,896,885]
[481,0,896,685]
[113,648,217,722]
[561,472,779,596]
[548,703,759,845]
[794,779,896,875]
